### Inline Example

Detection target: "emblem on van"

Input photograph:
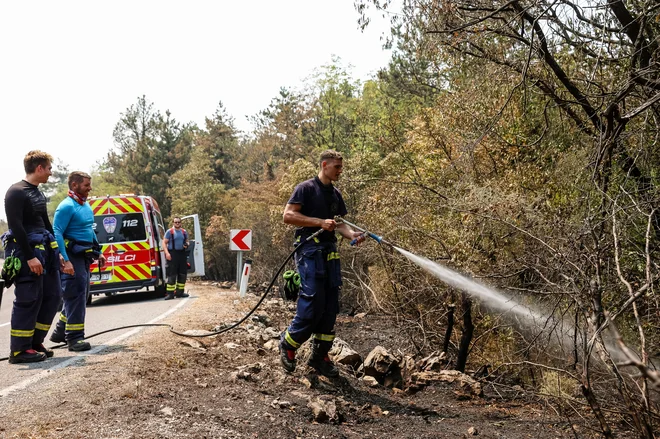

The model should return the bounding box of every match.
[103,217,117,233]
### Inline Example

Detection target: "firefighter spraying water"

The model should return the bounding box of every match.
[278,150,366,378]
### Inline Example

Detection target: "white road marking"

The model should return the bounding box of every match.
[0,297,190,398]
[0,322,9,328]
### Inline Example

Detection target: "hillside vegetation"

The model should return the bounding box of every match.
[42,2,660,437]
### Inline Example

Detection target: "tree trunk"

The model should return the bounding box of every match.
[455,295,473,373]
[442,304,455,354]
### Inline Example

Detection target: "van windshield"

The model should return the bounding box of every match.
[93,213,147,243]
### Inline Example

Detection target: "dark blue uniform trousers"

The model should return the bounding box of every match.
[282,243,341,354]
[11,270,61,353]
[8,230,61,353]
[52,253,90,343]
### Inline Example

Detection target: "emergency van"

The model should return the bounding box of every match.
[87,194,204,304]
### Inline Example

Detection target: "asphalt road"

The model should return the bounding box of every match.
[0,278,192,397]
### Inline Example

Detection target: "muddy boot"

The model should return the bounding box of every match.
[164,294,175,300]
[279,341,297,373]
[8,349,47,364]
[308,339,339,378]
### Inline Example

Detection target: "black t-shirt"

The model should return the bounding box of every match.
[287,176,348,242]
[4,180,53,260]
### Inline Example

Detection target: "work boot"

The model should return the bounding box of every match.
[308,355,339,378]
[8,349,47,364]
[308,339,339,378]
[50,331,65,344]
[32,343,54,358]
[164,294,175,301]
[174,292,189,298]
[68,340,91,352]
[279,343,297,373]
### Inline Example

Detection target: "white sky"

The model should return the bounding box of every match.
[0,1,392,221]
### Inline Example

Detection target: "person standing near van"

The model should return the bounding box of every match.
[50,172,105,351]
[163,217,189,300]
[3,150,62,363]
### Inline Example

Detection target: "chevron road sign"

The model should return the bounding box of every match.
[230,229,252,251]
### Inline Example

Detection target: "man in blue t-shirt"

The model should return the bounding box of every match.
[51,172,105,351]
[279,150,364,377]
[162,217,189,300]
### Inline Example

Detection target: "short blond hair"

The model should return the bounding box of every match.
[319,150,343,166]
[24,150,54,174]
[68,171,92,189]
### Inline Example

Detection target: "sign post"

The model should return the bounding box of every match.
[229,229,252,289]
[236,251,242,290]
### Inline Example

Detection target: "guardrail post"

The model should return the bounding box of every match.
[239,259,252,298]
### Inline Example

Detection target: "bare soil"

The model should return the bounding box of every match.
[0,284,623,438]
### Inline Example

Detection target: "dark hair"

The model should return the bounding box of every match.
[319,150,343,166]
[68,171,92,189]
[24,150,54,174]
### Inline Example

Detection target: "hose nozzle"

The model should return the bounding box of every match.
[339,217,392,247]
[367,232,384,244]
[351,232,386,246]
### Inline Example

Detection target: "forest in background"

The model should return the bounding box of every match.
[3,1,660,437]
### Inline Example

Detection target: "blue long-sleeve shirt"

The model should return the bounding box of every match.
[53,196,97,261]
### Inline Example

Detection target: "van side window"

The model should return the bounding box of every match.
[154,210,166,242]
[157,224,166,241]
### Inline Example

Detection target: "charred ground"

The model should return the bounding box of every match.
[0,285,631,438]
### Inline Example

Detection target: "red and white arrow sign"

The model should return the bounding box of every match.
[230,229,252,251]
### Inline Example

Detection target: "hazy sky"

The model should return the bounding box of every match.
[0,1,392,221]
